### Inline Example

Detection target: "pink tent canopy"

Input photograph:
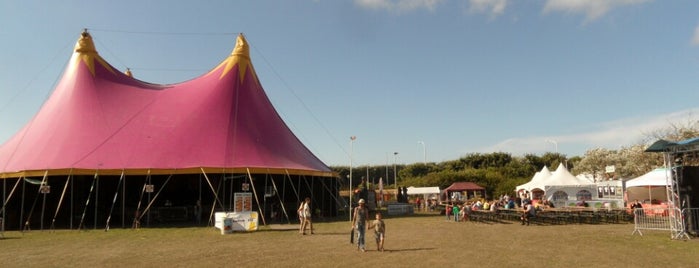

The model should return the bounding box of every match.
[0,31,333,178]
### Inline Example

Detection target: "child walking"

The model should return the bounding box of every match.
[368,212,386,252]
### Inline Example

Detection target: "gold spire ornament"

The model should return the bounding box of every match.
[73,29,114,76]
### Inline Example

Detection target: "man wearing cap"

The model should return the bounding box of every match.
[352,198,369,252]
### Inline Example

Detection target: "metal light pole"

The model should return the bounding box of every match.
[385,153,389,183]
[393,152,398,187]
[547,139,566,168]
[349,136,356,221]
[418,141,426,164]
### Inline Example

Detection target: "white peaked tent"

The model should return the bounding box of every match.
[545,163,593,186]
[544,164,596,205]
[516,166,552,194]
[625,168,670,202]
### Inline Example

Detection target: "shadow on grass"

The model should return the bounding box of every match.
[382,247,436,252]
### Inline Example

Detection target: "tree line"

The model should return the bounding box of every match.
[331,117,699,199]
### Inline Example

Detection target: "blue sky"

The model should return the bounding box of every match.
[1,0,699,167]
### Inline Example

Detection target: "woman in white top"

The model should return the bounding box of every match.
[299,197,314,235]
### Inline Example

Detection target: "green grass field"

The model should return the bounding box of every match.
[0,213,697,267]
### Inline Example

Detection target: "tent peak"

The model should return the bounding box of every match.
[72,29,114,76]
[232,34,250,59]
[212,33,256,81]
[75,29,97,54]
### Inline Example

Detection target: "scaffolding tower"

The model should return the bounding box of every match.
[648,137,699,240]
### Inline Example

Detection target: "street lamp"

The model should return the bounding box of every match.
[349,136,356,221]
[393,152,398,187]
[417,141,426,164]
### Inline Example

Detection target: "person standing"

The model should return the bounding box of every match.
[452,203,460,222]
[368,212,386,252]
[521,201,535,226]
[299,197,314,235]
[445,202,452,221]
[630,199,644,217]
[297,199,305,234]
[352,199,369,252]
[194,200,202,225]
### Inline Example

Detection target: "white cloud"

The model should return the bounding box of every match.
[354,0,443,12]
[474,108,699,156]
[542,0,650,22]
[692,25,699,46]
[468,0,508,18]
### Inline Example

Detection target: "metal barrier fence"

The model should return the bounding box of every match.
[684,208,699,237]
[631,208,675,236]
[631,207,699,239]
[386,204,414,216]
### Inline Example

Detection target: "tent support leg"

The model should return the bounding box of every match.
[200,168,225,227]
[282,174,289,223]
[1,178,22,232]
[121,174,126,228]
[105,171,125,231]
[246,168,266,226]
[94,175,99,230]
[132,174,149,229]
[284,170,301,205]
[319,177,343,216]
[270,176,290,224]
[78,173,99,231]
[23,171,49,232]
[302,175,314,202]
[137,174,173,224]
[50,174,72,231]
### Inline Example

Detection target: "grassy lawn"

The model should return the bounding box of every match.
[0,213,697,267]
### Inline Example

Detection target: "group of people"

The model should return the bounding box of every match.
[414,197,437,211]
[443,196,554,225]
[444,199,508,222]
[297,197,314,235]
[297,197,387,253]
[351,198,386,252]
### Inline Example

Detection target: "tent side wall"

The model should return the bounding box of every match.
[0,173,339,231]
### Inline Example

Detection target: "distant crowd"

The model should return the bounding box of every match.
[441,194,555,224]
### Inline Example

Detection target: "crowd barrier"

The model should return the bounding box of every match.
[386,204,414,216]
[631,208,676,236]
[466,208,633,225]
[631,207,699,239]
[684,208,699,237]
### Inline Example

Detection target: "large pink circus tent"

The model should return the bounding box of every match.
[0,31,332,178]
[0,30,338,230]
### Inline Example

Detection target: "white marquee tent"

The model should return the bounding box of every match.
[406,186,440,196]
[516,166,552,193]
[625,168,670,202]
[544,163,596,206]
